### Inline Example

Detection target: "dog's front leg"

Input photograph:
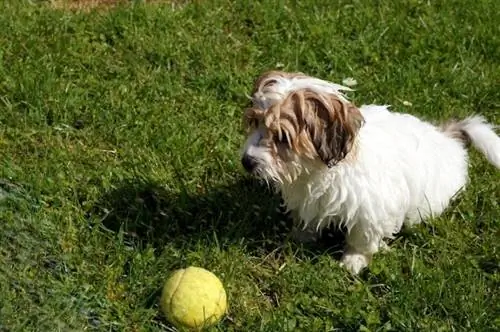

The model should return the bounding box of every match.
[340,223,386,274]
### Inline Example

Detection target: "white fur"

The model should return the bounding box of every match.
[242,75,500,274]
[459,116,500,168]
[252,76,352,110]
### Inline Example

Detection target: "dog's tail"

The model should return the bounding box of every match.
[441,116,500,168]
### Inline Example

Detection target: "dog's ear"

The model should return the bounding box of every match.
[302,91,364,167]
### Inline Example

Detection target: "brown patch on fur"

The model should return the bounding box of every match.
[440,120,471,146]
[245,88,364,167]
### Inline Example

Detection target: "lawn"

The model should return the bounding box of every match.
[0,0,499,331]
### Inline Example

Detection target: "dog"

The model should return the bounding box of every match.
[240,70,500,274]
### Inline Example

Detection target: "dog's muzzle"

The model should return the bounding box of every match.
[241,154,258,173]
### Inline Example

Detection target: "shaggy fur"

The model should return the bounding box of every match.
[241,70,500,274]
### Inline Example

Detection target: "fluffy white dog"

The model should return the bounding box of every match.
[240,70,500,274]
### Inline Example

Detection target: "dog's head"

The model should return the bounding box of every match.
[240,71,364,184]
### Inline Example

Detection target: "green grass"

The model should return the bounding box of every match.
[0,0,499,330]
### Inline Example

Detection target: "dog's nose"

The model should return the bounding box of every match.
[241,155,257,172]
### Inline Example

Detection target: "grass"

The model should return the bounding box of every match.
[0,0,499,330]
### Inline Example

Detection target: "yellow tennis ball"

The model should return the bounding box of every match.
[160,266,227,330]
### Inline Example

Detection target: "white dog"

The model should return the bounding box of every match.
[240,70,500,274]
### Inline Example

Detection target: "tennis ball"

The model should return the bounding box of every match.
[160,266,227,330]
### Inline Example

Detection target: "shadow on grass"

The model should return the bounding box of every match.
[89,176,345,256]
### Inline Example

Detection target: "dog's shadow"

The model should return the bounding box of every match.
[89,176,345,257]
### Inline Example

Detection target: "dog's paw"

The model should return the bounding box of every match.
[290,227,318,243]
[340,252,369,274]
[379,241,391,252]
